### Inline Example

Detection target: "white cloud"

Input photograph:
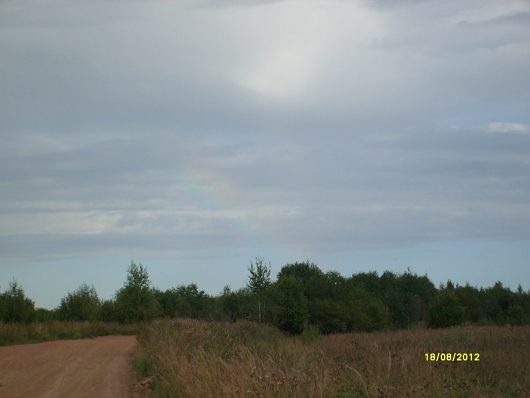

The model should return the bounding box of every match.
[487,122,530,135]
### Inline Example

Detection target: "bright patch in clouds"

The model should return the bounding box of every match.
[239,3,327,99]
[239,1,381,99]
[487,122,530,135]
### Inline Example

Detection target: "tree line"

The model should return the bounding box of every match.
[1,259,529,334]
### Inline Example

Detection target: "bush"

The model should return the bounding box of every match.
[0,321,136,346]
[361,297,391,331]
[312,299,348,334]
[34,308,56,322]
[58,283,101,321]
[0,281,35,323]
[428,291,465,328]
[99,299,117,322]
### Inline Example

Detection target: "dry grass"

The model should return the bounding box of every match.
[136,320,530,398]
[0,321,136,346]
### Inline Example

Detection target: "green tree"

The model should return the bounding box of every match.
[349,271,381,295]
[99,299,117,322]
[220,286,242,322]
[34,308,56,322]
[428,291,465,328]
[360,297,391,331]
[276,276,308,334]
[483,281,515,324]
[156,284,212,319]
[455,284,483,322]
[312,298,348,334]
[0,290,4,320]
[277,262,326,300]
[0,281,35,323]
[398,272,436,324]
[58,283,101,321]
[505,285,530,325]
[247,257,271,323]
[115,261,160,322]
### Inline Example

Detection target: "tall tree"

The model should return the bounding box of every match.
[276,275,308,334]
[115,261,160,322]
[247,257,271,323]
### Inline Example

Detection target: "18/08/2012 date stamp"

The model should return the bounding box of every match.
[425,352,480,362]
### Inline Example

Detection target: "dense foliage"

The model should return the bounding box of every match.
[114,262,160,322]
[57,283,100,321]
[1,260,529,333]
[0,281,35,323]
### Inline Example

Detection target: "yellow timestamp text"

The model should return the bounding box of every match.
[425,352,480,362]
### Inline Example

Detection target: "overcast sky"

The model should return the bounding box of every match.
[1,0,530,308]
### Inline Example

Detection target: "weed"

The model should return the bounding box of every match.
[0,321,136,346]
[136,320,530,398]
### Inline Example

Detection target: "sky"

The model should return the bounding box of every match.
[1,0,530,309]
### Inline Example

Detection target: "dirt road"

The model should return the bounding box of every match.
[0,335,138,398]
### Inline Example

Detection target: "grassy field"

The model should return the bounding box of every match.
[135,319,530,398]
[0,321,136,346]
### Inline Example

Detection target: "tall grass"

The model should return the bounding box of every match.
[137,320,530,398]
[0,321,136,346]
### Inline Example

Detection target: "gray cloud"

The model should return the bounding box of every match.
[1,0,530,266]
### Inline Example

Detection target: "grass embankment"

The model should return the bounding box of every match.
[0,321,136,346]
[135,319,530,398]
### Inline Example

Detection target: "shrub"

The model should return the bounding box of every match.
[58,283,101,321]
[0,281,35,323]
[428,291,465,328]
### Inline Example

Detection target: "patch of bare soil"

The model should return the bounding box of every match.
[0,335,139,398]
